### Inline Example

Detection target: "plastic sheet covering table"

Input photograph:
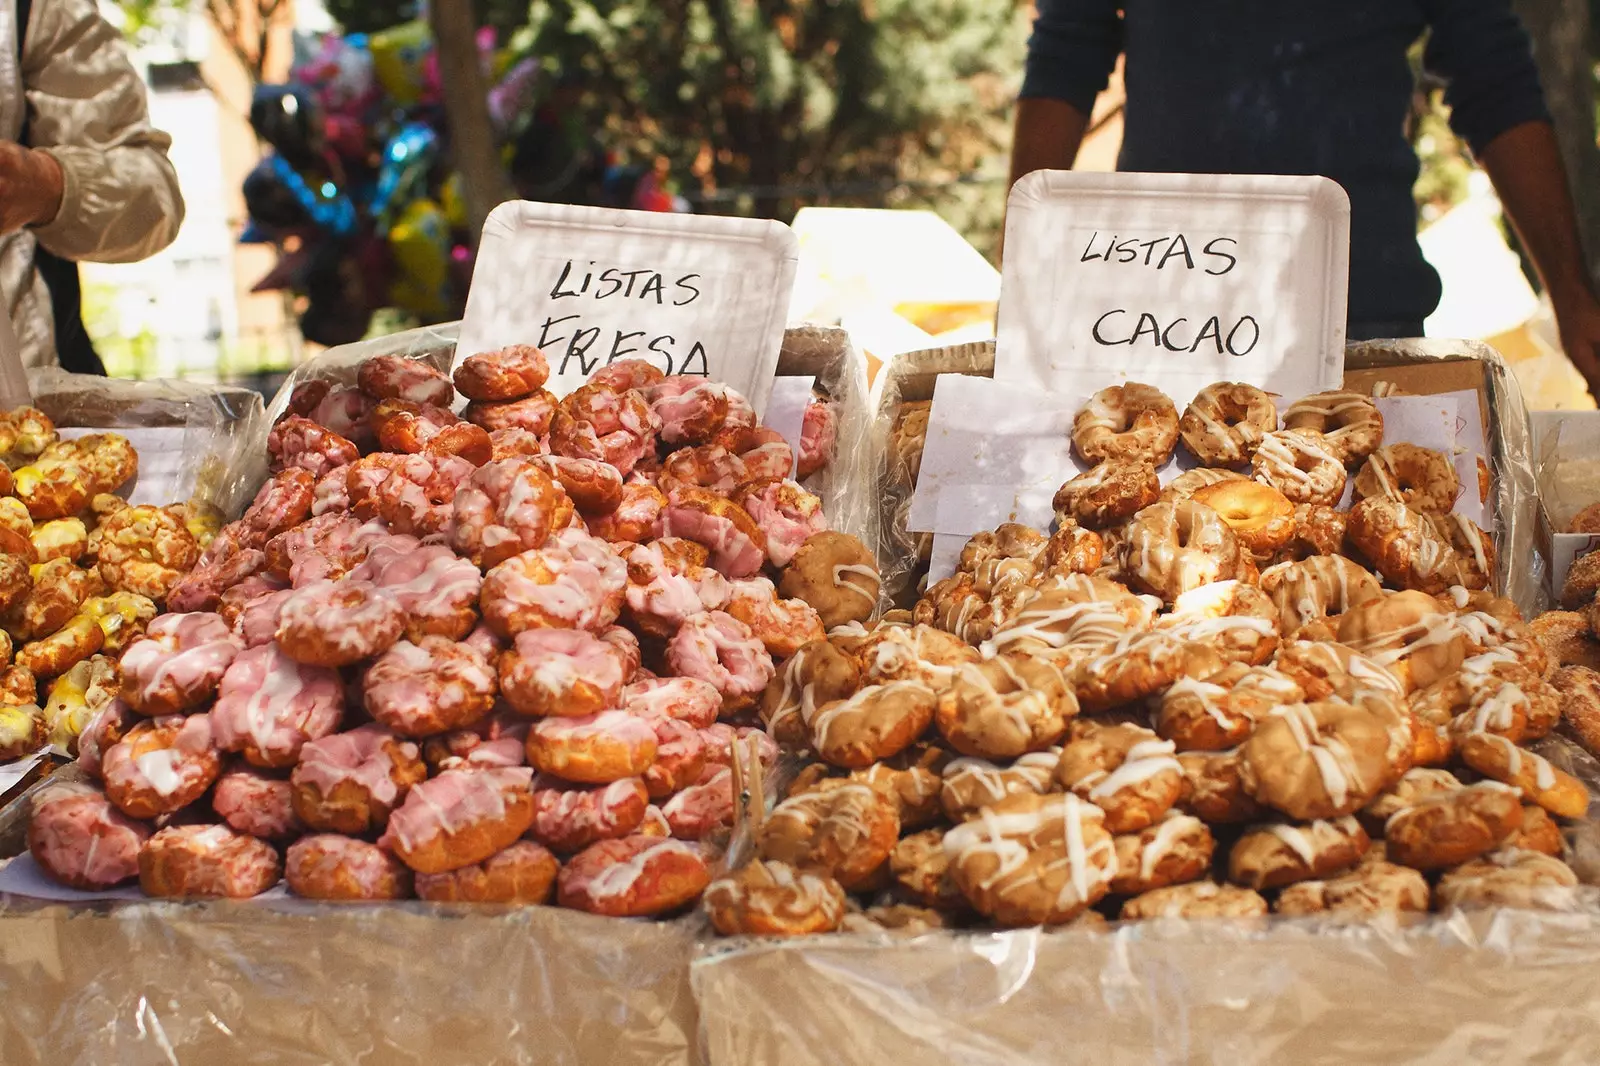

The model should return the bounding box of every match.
[0,895,699,1066]
[692,904,1600,1066]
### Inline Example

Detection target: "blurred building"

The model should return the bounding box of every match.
[83,0,324,383]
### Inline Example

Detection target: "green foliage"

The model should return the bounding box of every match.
[526,0,1027,242]
[321,0,531,35]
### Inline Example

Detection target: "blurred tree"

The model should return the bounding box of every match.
[321,0,531,35]
[427,0,512,242]
[524,0,1027,235]
[116,0,291,83]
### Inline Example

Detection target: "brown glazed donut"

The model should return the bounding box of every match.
[1072,383,1179,465]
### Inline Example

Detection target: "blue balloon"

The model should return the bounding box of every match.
[267,153,358,237]
[371,122,441,227]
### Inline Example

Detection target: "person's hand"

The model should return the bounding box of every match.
[0,141,63,232]
[1554,292,1600,403]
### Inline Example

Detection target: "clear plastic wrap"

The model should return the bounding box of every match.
[873,338,1543,616]
[688,336,1571,1066]
[692,900,1600,1066]
[0,894,700,1066]
[1345,338,1544,616]
[25,368,268,519]
[870,341,994,608]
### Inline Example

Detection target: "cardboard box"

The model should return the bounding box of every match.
[1532,410,1600,604]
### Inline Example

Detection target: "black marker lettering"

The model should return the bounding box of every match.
[1130,312,1162,346]
[1191,316,1223,354]
[679,341,710,377]
[594,268,624,300]
[1115,239,1138,263]
[562,327,602,375]
[1160,317,1190,351]
[640,274,665,303]
[1157,233,1195,270]
[1080,232,1103,262]
[1225,316,1260,356]
[537,313,580,349]
[1091,309,1129,345]
[1202,237,1239,276]
[608,330,646,362]
[673,275,702,306]
[647,335,678,373]
[549,261,580,299]
[1138,238,1164,266]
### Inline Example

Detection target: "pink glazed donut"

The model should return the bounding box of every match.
[27,781,151,889]
[212,765,303,840]
[286,833,413,900]
[352,541,483,642]
[231,588,293,649]
[118,612,241,716]
[621,677,722,729]
[525,710,658,783]
[275,578,404,667]
[102,714,222,819]
[642,717,709,799]
[798,398,837,479]
[665,611,776,713]
[498,628,629,718]
[211,644,344,768]
[379,766,537,874]
[364,636,496,737]
[448,458,567,570]
[657,487,767,578]
[724,577,826,659]
[479,530,627,636]
[648,379,733,445]
[138,823,282,899]
[661,765,735,840]
[28,782,151,890]
[622,539,729,637]
[290,724,425,835]
[734,478,829,568]
[527,775,650,853]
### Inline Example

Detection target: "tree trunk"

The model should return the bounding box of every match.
[1514,0,1600,287]
[428,1,513,245]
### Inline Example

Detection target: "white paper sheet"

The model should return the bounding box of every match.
[994,172,1348,407]
[0,852,293,904]
[760,376,814,478]
[457,202,799,414]
[0,752,44,796]
[907,376,1084,535]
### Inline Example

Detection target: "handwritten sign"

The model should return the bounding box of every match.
[994,171,1349,408]
[457,201,799,414]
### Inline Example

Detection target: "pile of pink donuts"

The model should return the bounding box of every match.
[25,348,882,916]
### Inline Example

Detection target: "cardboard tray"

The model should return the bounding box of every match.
[872,336,1543,615]
[0,324,873,1066]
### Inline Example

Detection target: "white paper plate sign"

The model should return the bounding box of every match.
[994,171,1350,408]
[457,201,800,413]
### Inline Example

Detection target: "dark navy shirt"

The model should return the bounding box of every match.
[1021,2,1550,329]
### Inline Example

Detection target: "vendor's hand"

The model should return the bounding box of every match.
[1554,293,1600,403]
[0,141,63,232]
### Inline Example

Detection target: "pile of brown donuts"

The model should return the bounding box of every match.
[24,349,881,915]
[0,406,216,769]
[703,380,1588,936]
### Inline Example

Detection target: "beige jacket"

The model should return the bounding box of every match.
[2,0,184,368]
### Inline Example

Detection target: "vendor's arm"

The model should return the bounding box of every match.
[1424,0,1600,392]
[19,0,184,262]
[1008,0,1121,188]
[1477,122,1600,390]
